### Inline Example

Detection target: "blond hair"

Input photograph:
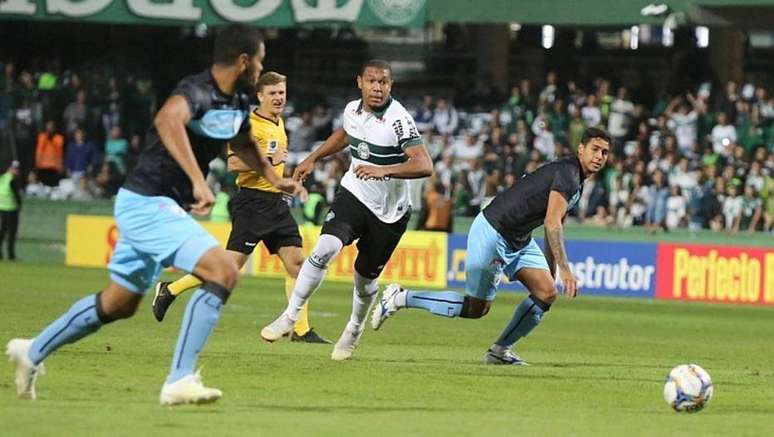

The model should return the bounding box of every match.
[257,71,287,92]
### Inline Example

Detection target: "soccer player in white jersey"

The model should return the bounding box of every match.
[261,60,433,360]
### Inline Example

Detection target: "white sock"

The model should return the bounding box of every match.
[284,234,342,320]
[394,290,408,307]
[346,271,378,332]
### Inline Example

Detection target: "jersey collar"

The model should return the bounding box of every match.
[357,96,393,120]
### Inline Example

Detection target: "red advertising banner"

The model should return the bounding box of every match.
[656,243,774,305]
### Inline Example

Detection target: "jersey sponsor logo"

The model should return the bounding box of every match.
[356,142,370,160]
[245,242,258,247]
[191,109,246,140]
[325,211,335,222]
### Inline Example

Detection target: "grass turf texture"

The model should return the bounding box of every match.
[2,263,773,436]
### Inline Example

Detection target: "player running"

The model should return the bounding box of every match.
[371,127,611,365]
[152,71,330,344]
[6,25,304,405]
[260,60,433,361]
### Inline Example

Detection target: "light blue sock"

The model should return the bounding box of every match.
[28,294,103,365]
[405,290,465,317]
[167,288,225,383]
[494,296,549,348]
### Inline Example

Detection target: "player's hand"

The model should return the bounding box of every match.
[293,158,314,182]
[558,267,578,298]
[191,181,215,216]
[271,148,288,165]
[354,164,388,180]
[278,178,308,203]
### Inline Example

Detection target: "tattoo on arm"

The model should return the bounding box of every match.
[545,225,571,272]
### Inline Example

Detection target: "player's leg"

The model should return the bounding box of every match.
[262,189,360,342]
[6,210,19,260]
[152,250,247,322]
[371,213,501,329]
[6,234,152,400]
[485,240,555,366]
[0,211,7,259]
[261,233,343,341]
[331,210,408,360]
[276,245,331,344]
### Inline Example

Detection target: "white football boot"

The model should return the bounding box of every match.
[330,327,365,361]
[483,347,529,366]
[6,339,45,400]
[370,283,403,330]
[260,313,295,342]
[159,371,222,406]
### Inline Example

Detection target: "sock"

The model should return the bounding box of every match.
[28,294,103,365]
[405,290,465,317]
[346,272,378,332]
[286,277,310,336]
[284,235,342,321]
[167,284,228,383]
[494,295,550,348]
[168,274,203,296]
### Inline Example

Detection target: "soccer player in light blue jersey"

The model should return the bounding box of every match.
[6,25,304,405]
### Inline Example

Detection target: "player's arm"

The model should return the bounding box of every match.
[354,144,433,180]
[154,95,212,215]
[544,191,577,297]
[293,128,348,182]
[230,133,307,200]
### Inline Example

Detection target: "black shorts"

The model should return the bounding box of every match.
[321,187,410,279]
[226,188,302,255]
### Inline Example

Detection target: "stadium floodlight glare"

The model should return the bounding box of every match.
[630,26,640,50]
[696,26,710,48]
[542,25,555,49]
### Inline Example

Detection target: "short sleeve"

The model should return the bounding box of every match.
[392,115,422,150]
[170,78,207,119]
[549,164,578,202]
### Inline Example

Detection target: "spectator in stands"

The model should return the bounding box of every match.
[35,120,64,186]
[738,185,763,233]
[581,93,601,127]
[645,170,669,232]
[104,125,128,173]
[665,186,687,230]
[64,128,96,180]
[311,104,332,140]
[722,184,743,231]
[666,94,700,154]
[288,111,316,153]
[433,98,459,135]
[710,112,736,157]
[413,95,434,133]
[62,89,88,136]
[92,160,121,198]
[13,71,40,178]
[417,180,453,232]
[608,86,634,150]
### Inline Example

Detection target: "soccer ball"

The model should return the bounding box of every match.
[663,364,714,412]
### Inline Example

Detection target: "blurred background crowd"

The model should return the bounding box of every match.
[1,57,771,233]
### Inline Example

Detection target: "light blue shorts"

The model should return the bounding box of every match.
[465,213,550,301]
[107,188,219,293]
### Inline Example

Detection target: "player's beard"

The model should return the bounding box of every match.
[237,68,258,93]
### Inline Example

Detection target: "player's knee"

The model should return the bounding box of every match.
[286,259,303,278]
[308,235,343,269]
[461,297,491,319]
[218,257,240,289]
[533,287,558,304]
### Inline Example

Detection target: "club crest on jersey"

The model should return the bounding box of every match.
[325,211,335,222]
[356,142,370,160]
[268,140,279,152]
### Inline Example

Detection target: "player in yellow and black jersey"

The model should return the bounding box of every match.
[152,72,330,344]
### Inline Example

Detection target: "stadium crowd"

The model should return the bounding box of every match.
[0,58,771,233]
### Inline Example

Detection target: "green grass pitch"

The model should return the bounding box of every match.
[2,262,773,436]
